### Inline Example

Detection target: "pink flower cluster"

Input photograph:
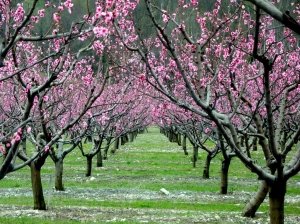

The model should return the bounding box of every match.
[14,3,25,23]
[93,26,109,38]
[10,128,23,145]
[64,0,74,13]
[92,40,104,55]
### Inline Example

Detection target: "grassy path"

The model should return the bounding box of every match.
[0,127,299,223]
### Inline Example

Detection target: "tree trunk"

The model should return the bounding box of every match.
[20,137,27,155]
[182,135,188,155]
[242,180,269,217]
[203,153,212,179]
[129,133,134,142]
[269,180,286,224]
[177,134,181,146]
[86,156,93,177]
[220,158,231,194]
[192,145,198,168]
[121,135,127,145]
[252,137,258,151]
[96,148,103,167]
[55,158,64,191]
[103,138,112,160]
[30,162,46,210]
[111,137,119,154]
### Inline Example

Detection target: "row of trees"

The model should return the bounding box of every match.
[116,1,300,224]
[0,1,299,223]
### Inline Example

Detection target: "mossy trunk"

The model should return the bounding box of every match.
[96,148,103,167]
[55,158,64,191]
[242,180,269,217]
[269,180,286,224]
[86,156,93,177]
[220,158,231,194]
[30,162,46,210]
[203,153,212,179]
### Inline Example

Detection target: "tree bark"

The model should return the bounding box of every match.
[242,180,269,217]
[269,180,286,224]
[55,158,64,191]
[103,138,112,160]
[245,0,300,35]
[203,153,212,179]
[192,145,198,168]
[96,148,103,167]
[86,156,93,177]
[30,162,46,210]
[182,135,188,155]
[129,133,134,142]
[111,137,119,154]
[177,134,181,146]
[252,137,258,151]
[220,158,231,194]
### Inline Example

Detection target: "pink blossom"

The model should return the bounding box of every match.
[93,26,109,38]
[14,4,25,23]
[64,0,73,13]
[38,9,45,17]
[44,145,50,152]
[27,127,32,133]
[53,12,61,24]
[43,95,49,102]
[0,145,5,155]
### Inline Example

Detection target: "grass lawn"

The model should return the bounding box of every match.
[0,126,299,223]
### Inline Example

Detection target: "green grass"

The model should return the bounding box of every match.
[0,126,299,223]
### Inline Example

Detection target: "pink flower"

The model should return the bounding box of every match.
[38,9,45,17]
[14,4,25,23]
[14,134,21,142]
[43,95,49,102]
[27,127,32,133]
[53,13,61,24]
[64,0,73,13]
[0,145,5,154]
[93,26,109,38]
[44,145,50,152]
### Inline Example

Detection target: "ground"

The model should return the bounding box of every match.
[0,127,299,223]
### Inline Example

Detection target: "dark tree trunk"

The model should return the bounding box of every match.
[96,148,103,167]
[252,137,258,151]
[111,137,119,154]
[192,145,198,168]
[103,138,112,160]
[177,134,181,146]
[242,180,269,217]
[129,133,134,142]
[220,158,231,194]
[86,156,93,177]
[121,135,128,145]
[55,158,64,191]
[203,153,212,179]
[30,162,46,210]
[269,180,286,224]
[182,135,188,155]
